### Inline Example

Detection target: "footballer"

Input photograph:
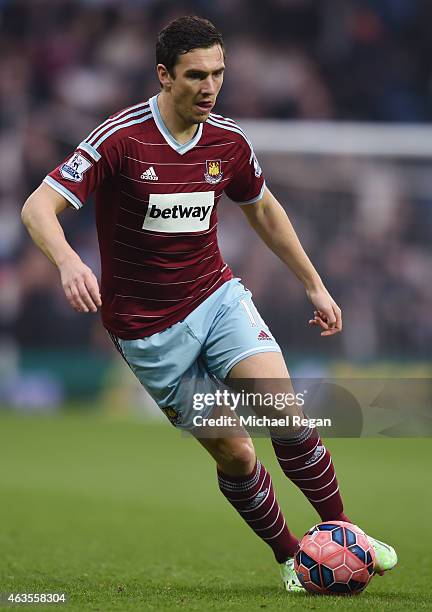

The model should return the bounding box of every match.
[21,16,397,591]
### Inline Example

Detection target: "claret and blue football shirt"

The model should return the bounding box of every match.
[45,95,265,339]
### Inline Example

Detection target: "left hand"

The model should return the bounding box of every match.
[306,287,342,337]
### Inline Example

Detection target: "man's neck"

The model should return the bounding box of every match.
[157,92,198,145]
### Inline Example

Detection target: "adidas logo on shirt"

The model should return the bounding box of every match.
[258,329,272,341]
[140,166,159,181]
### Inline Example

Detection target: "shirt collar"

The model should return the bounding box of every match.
[149,94,203,155]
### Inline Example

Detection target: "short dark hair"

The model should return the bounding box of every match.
[156,16,224,76]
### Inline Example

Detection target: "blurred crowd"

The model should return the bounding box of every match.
[0,0,431,403]
[2,0,432,125]
[218,154,432,363]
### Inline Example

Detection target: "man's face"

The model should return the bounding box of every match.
[158,44,225,125]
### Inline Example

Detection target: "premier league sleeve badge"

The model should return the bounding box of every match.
[60,152,93,182]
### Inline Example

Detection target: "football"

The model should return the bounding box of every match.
[294,521,376,595]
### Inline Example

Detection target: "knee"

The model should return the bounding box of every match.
[216,439,256,476]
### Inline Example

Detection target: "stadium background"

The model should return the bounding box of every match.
[1,0,431,411]
[0,0,432,612]
[1,2,431,610]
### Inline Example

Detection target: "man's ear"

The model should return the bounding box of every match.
[157,64,174,90]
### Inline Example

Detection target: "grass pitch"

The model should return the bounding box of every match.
[0,411,431,611]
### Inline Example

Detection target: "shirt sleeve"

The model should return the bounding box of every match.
[224,140,265,205]
[43,132,123,210]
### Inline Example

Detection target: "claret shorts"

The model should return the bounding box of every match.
[111,278,281,430]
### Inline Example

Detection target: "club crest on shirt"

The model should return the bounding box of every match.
[60,152,92,182]
[204,160,223,184]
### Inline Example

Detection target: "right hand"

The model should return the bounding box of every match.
[59,255,102,313]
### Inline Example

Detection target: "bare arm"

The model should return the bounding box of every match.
[240,187,342,336]
[21,183,101,313]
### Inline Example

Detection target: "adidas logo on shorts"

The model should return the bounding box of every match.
[258,329,272,341]
[140,166,159,181]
